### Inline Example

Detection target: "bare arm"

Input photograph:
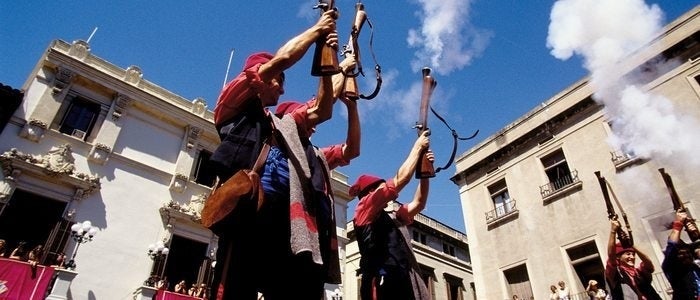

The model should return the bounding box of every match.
[392,131,430,193]
[337,97,360,161]
[258,10,338,82]
[308,54,356,126]
[669,210,687,243]
[608,220,620,261]
[635,246,656,272]
[406,151,433,218]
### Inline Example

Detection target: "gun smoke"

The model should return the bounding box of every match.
[407,0,490,76]
[546,0,700,180]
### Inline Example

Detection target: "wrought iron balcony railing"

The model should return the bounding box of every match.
[539,170,580,198]
[485,199,517,223]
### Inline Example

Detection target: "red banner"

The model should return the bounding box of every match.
[155,290,204,300]
[0,258,55,300]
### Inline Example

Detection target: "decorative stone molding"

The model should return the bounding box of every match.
[124,66,143,85]
[19,119,48,142]
[88,143,112,165]
[186,126,201,149]
[0,180,15,203]
[112,93,133,121]
[0,145,101,197]
[160,195,205,223]
[52,67,75,95]
[169,173,188,193]
[192,97,207,116]
[67,40,90,60]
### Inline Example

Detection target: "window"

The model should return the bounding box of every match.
[193,149,216,187]
[566,241,606,291]
[412,229,427,245]
[442,242,455,256]
[418,265,436,299]
[57,96,101,141]
[503,264,533,300]
[488,179,514,218]
[0,189,68,265]
[540,149,580,199]
[541,149,572,189]
[444,273,464,300]
[160,234,212,295]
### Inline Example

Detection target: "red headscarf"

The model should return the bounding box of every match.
[243,52,274,71]
[349,174,385,198]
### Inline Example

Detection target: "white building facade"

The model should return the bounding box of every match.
[0,39,354,299]
[451,6,700,300]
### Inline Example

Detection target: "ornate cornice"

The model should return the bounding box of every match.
[0,144,101,196]
[159,194,206,224]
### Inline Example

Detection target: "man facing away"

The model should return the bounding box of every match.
[350,131,434,300]
[208,8,343,300]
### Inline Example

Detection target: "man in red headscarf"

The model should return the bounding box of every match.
[350,131,433,300]
[207,8,344,300]
[605,219,662,300]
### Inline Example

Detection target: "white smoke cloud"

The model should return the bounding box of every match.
[547,0,700,168]
[407,0,490,75]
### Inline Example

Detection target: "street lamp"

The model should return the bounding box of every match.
[145,241,169,286]
[332,288,343,300]
[64,220,98,270]
[147,241,170,260]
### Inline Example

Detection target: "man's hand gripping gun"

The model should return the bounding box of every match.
[414,68,437,179]
[341,2,382,100]
[311,0,340,76]
[659,168,700,241]
[595,171,633,248]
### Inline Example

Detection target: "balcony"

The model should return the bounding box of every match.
[485,199,518,227]
[610,150,642,170]
[539,170,582,201]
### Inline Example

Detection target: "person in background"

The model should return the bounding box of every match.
[174,280,187,294]
[549,285,559,300]
[661,210,700,300]
[9,241,26,260]
[586,280,608,300]
[207,8,343,300]
[557,281,570,300]
[0,239,7,257]
[606,219,662,300]
[350,131,433,300]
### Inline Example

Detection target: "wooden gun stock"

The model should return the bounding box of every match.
[659,168,700,241]
[311,0,340,76]
[342,3,367,100]
[595,171,633,248]
[416,67,437,179]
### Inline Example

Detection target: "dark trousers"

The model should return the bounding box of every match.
[360,270,415,300]
[211,192,324,300]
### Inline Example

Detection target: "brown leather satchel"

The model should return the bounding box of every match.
[201,141,270,230]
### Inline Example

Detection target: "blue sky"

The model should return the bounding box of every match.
[1,1,697,233]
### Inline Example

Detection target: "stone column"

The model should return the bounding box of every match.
[169,125,200,193]
[88,93,133,165]
[45,268,78,300]
[133,285,158,300]
[20,66,74,143]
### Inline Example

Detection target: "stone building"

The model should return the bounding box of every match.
[0,38,354,299]
[344,201,474,300]
[451,6,700,300]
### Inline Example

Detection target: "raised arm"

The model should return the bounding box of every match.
[392,130,430,193]
[406,150,433,218]
[307,54,357,127]
[669,210,688,243]
[258,10,338,82]
[608,219,620,262]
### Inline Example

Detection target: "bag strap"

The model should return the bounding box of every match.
[252,139,270,173]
